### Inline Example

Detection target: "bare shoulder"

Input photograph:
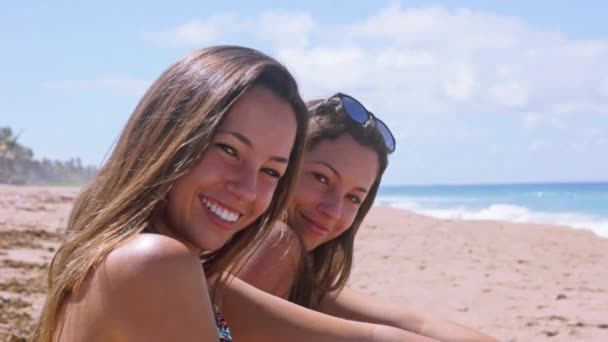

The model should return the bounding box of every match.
[59,233,216,341]
[105,233,200,275]
[100,233,207,309]
[270,222,303,254]
[100,233,216,340]
[237,223,304,297]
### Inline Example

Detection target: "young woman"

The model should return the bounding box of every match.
[32,45,309,342]
[234,94,499,342]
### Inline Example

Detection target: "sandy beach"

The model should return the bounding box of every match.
[1,185,607,341]
[0,185,76,341]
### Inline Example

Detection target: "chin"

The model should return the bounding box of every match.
[198,236,231,253]
[304,238,320,252]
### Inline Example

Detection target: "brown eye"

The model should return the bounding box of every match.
[261,168,281,179]
[217,143,238,158]
[312,172,328,184]
[347,194,362,205]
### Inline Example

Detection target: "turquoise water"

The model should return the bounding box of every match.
[377,182,608,238]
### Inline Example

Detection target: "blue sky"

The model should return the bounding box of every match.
[2,1,607,185]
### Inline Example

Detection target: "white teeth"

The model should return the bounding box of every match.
[221,209,232,222]
[202,198,239,223]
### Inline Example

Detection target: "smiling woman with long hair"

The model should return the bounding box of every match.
[32,45,309,342]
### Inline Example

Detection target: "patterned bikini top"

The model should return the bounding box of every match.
[214,305,233,342]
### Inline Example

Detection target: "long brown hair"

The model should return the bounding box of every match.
[33,45,308,342]
[289,97,390,309]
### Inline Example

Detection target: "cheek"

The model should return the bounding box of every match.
[331,221,353,241]
[167,177,189,213]
[163,187,188,230]
[165,168,202,220]
[254,180,280,213]
[294,182,322,207]
[338,208,359,231]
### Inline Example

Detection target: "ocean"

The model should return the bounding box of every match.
[377,182,608,238]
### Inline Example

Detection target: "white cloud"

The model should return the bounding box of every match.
[141,4,608,119]
[256,11,316,48]
[529,140,555,151]
[575,128,608,148]
[279,4,607,117]
[136,3,608,183]
[523,113,567,131]
[375,49,436,68]
[142,20,216,46]
[347,4,532,51]
[440,62,475,102]
[490,79,530,108]
[45,76,150,96]
[275,46,368,94]
[523,113,542,130]
[142,14,247,46]
[599,78,608,98]
[142,11,316,48]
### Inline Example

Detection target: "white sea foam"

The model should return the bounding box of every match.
[378,198,608,238]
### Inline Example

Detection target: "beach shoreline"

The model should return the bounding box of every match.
[1,185,607,341]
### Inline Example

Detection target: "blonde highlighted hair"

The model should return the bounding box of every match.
[33,45,308,341]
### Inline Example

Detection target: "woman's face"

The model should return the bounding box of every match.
[287,134,379,251]
[165,85,297,253]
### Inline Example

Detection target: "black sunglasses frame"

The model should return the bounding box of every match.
[329,92,396,153]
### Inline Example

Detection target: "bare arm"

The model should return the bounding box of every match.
[222,276,440,342]
[234,224,494,341]
[319,287,498,342]
[236,223,302,298]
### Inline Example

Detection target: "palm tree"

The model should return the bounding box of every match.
[0,127,32,184]
[1,126,96,185]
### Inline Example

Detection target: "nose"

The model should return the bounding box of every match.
[225,165,257,203]
[318,190,342,220]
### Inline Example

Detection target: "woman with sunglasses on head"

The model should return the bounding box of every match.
[230,94,498,342]
[31,45,309,342]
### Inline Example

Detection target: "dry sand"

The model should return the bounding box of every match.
[1,185,607,341]
[0,185,77,341]
[350,207,608,341]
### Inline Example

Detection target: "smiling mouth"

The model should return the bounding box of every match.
[201,196,241,223]
[299,213,330,234]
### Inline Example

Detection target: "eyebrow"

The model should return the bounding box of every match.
[309,160,369,193]
[218,130,289,163]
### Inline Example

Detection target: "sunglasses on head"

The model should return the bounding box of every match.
[328,92,396,153]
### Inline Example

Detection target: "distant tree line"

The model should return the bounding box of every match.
[0,126,97,185]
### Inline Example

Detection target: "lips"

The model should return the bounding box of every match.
[298,212,331,236]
